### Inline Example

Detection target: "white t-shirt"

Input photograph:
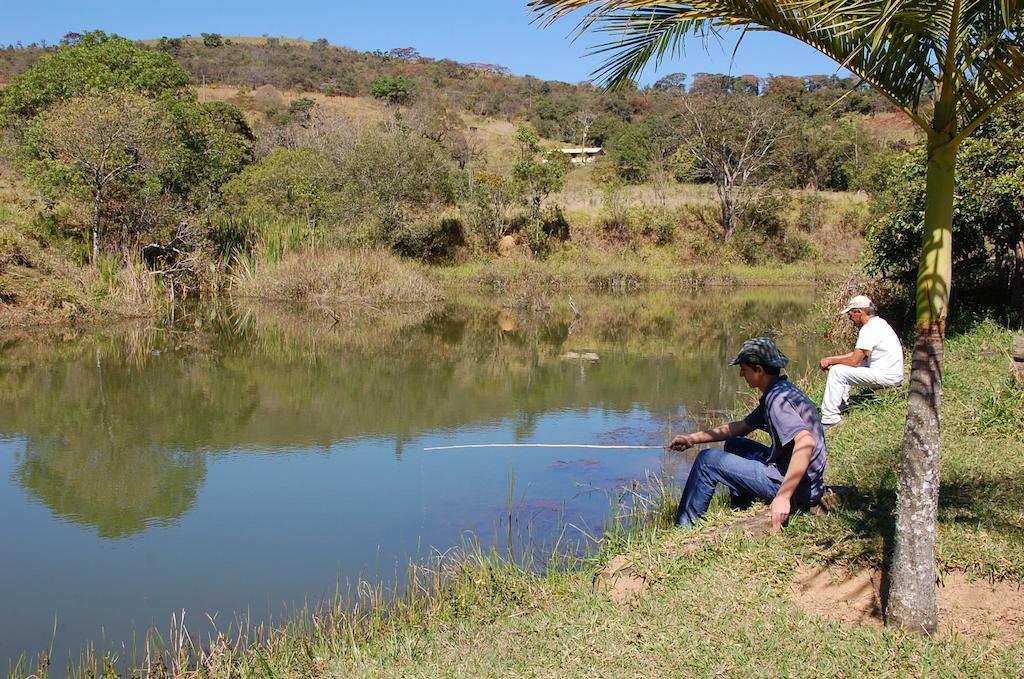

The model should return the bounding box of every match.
[856,316,904,380]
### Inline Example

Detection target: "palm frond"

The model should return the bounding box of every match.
[530,0,1024,135]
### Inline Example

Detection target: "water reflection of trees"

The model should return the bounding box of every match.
[0,290,824,536]
[16,438,205,539]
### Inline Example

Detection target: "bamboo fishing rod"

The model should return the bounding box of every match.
[423,443,667,451]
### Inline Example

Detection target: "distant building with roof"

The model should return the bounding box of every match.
[560,147,604,164]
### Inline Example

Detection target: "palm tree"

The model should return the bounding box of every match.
[531,0,1024,633]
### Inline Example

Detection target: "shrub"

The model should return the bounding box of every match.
[795,192,827,233]
[221,147,336,223]
[465,172,520,248]
[608,125,653,184]
[370,77,417,105]
[322,75,359,97]
[388,216,464,262]
[201,33,224,48]
[0,31,189,120]
[629,206,677,245]
[524,219,548,256]
[732,195,817,264]
[864,98,1024,316]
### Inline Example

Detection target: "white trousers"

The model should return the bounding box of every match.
[821,365,902,424]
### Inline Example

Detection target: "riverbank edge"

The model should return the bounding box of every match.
[0,255,855,332]
[14,322,1022,678]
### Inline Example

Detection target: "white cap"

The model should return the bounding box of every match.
[839,295,873,314]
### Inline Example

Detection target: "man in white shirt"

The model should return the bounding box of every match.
[818,295,904,427]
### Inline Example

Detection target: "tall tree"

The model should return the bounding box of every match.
[513,123,568,220]
[0,31,188,122]
[34,92,165,267]
[532,0,1024,634]
[680,94,787,238]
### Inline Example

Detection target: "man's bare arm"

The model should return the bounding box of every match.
[768,430,814,531]
[819,348,868,370]
[668,420,755,452]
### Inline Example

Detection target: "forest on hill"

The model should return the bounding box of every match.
[0,32,1019,325]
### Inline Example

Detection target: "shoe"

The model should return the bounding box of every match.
[822,417,844,430]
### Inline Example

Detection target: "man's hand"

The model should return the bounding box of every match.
[818,358,831,371]
[668,433,697,452]
[769,495,791,533]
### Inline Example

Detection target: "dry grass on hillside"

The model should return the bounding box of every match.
[196,85,556,174]
[197,84,386,127]
[860,111,922,146]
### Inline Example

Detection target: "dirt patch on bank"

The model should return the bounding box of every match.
[792,564,1024,644]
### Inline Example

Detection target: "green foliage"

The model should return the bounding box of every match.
[864,96,1024,311]
[653,72,687,92]
[588,115,628,147]
[370,76,417,105]
[776,115,866,191]
[388,216,465,262]
[466,172,520,246]
[158,98,255,207]
[222,147,335,222]
[0,31,189,122]
[608,125,653,184]
[339,127,457,239]
[157,36,183,55]
[201,33,225,48]
[512,123,568,220]
[20,91,169,262]
[322,74,359,97]
[1,32,252,266]
[630,206,677,245]
[222,127,457,254]
[206,212,309,264]
[733,195,817,265]
[19,91,253,256]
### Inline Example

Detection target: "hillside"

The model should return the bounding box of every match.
[1,34,919,143]
[0,32,927,328]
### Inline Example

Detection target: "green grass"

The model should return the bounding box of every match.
[789,320,1024,582]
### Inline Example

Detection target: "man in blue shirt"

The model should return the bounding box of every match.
[670,337,827,531]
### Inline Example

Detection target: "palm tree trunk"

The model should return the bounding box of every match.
[887,132,957,634]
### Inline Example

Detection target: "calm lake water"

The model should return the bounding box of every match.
[0,289,830,668]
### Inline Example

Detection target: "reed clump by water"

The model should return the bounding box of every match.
[231,248,445,309]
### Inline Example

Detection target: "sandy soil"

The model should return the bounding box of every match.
[792,564,1024,645]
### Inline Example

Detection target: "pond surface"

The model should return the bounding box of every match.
[0,289,830,668]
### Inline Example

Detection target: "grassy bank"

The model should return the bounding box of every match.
[0,182,168,328]
[438,251,851,313]
[0,156,864,330]
[1,235,854,329]
[18,321,1021,678]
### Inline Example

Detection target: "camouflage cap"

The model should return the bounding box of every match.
[729,336,789,369]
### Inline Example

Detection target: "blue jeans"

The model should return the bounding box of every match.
[674,437,789,527]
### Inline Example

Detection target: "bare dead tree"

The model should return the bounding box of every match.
[574,108,597,149]
[680,94,788,239]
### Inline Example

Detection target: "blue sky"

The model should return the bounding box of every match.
[5,1,848,85]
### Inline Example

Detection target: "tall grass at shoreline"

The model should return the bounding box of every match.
[230,248,444,309]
